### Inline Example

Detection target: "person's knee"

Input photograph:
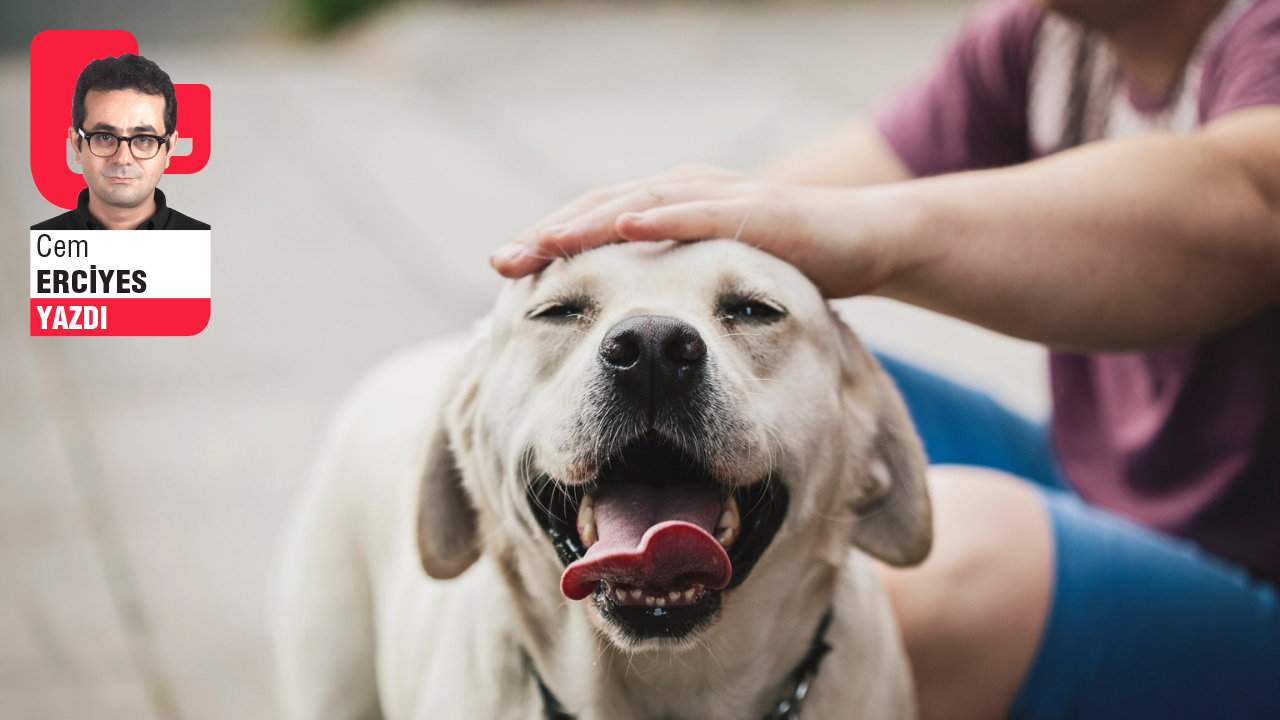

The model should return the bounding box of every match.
[879,466,1054,720]
[893,467,1051,626]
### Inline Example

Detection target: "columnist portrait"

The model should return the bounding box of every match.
[32,53,209,231]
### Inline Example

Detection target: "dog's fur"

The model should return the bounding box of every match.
[272,240,931,720]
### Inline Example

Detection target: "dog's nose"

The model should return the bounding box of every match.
[600,315,706,415]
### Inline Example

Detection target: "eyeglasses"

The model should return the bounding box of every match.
[78,128,170,160]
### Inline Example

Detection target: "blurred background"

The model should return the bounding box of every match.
[0,1,1048,718]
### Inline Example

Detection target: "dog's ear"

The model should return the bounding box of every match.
[833,311,933,567]
[417,331,489,580]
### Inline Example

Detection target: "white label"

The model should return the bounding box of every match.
[30,230,211,299]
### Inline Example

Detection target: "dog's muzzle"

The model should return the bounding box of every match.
[599,314,707,426]
[527,316,789,642]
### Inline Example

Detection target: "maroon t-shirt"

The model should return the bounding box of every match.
[877,0,1280,585]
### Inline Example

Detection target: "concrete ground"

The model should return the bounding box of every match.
[0,2,1048,718]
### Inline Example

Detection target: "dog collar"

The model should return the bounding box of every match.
[530,606,835,720]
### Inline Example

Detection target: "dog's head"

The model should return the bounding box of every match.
[417,240,930,651]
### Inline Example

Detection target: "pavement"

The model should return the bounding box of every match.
[0,2,1049,718]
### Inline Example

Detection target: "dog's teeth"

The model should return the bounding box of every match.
[720,494,740,522]
[655,597,666,607]
[715,495,740,548]
[577,494,597,547]
[616,587,627,602]
[668,590,681,602]
[645,595,656,607]
[683,588,696,602]
[630,589,643,601]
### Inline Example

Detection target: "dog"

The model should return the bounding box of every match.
[272,239,932,720]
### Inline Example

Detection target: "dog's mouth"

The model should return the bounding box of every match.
[528,433,789,641]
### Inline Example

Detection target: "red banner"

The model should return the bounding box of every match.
[30,298,211,336]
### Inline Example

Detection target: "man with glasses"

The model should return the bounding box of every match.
[32,53,208,231]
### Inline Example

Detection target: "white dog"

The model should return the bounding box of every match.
[272,239,932,720]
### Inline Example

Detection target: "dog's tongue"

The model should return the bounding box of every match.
[560,483,731,601]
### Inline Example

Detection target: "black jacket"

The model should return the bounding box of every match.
[32,188,209,230]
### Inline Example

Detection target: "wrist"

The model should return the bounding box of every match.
[858,182,941,300]
[796,183,935,298]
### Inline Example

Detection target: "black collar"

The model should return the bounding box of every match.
[72,187,171,230]
[530,606,835,720]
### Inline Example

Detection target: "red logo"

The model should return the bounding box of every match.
[30,30,211,210]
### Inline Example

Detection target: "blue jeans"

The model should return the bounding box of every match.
[876,354,1280,720]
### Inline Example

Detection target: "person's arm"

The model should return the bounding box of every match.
[862,107,1280,349]
[751,119,913,187]
[491,107,1280,351]
[494,0,1039,299]
[496,118,912,266]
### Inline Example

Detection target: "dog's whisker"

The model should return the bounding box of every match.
[731,206,753,243]
[702,634,727,678]
[752,377,807,387]
[814,509,856,525]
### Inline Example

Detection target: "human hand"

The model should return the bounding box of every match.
[490,164,899,298]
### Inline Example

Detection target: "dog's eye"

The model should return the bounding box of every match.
[723,300,784,322]
[530,303,586,321]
